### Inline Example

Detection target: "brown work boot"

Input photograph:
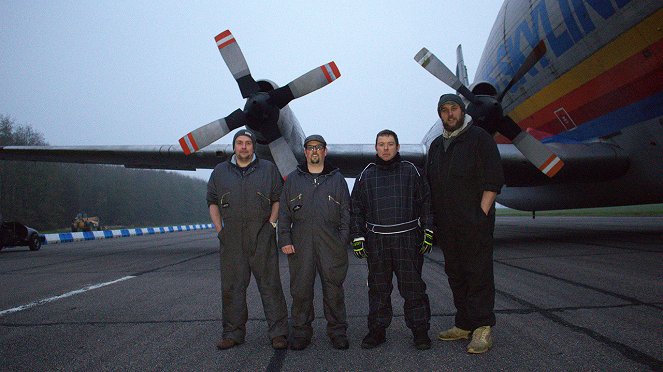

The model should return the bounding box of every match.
[216,338,238,350]
[330,335,349,350]
[289,337,311,351]
[272,335,288,350]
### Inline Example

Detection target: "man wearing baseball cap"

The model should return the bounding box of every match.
[279,134,352,350]
[425,93,504,354]
[207,128,289,351]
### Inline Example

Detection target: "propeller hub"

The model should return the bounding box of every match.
[466,95,503,134]
[241,92,280,144]
[244,92,279,125]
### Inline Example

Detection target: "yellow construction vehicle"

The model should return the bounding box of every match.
[71,212,102,232]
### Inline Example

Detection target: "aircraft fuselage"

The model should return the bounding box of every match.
[461,0,663,210]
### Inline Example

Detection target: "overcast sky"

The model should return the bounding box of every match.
[1,1,503,180]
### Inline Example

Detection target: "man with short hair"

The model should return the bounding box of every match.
[425,93,504,354]
[279,134,351,351]
[351,129,435,350]
[207,128,289,351]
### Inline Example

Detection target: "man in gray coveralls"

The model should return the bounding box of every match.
[279,134,351,351]
[207,128,289,351]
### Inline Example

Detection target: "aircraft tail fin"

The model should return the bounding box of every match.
[456,44,469,88]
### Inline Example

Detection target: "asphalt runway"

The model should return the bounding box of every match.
[1,217,661,371]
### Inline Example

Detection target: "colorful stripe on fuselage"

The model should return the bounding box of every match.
[487,6,663,144]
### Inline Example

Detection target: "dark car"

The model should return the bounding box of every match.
[0,221,42,251]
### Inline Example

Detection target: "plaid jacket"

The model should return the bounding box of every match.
[350,156,434,240]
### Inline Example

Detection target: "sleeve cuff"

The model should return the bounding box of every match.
[482,183,502,193]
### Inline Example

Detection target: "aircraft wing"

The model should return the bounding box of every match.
[327,142,627,184]
[0,141,628,184]
[0,145,233,171]
[325,144,426,178]
[0,143,426,178]
[498,142,629,186]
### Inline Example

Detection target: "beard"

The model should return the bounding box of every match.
[310,156,320,164]
[236,152,252,162]
[443,112,465,132]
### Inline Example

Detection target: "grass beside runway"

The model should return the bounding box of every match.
[497,203,663,217]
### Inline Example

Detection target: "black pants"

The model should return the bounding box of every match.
[366,232,430,332]
[440,223,496,331]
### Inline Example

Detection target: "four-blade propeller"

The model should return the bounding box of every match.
[179,30,341,177]
[181,30,563,179]
[414,41,564,178]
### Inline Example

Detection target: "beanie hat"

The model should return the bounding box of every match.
[437,93,465,113]
[233,128,255,143]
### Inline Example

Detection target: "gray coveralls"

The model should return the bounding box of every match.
[278,162,351,341]
[207,157,288,343]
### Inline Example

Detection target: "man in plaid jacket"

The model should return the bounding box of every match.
[350,129,435,351]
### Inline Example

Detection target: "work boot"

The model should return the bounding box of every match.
[467,326,493,354]
[438,326,471,341]
[361,329,386,349]
[271,335,287,350]
[216,338,238,350]
[413,329,431,350]
[330,335,350,350]
[289,337,310,351]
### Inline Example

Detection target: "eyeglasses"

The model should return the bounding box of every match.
[305,144,325,151]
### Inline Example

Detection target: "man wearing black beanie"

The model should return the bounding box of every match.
[207,128,289,351]
[426,93,504,354]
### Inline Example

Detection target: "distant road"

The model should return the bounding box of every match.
[1,217,661,371]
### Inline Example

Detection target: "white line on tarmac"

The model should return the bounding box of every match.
[0,276,136,317]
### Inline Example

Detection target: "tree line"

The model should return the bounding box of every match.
[1,115,210,231]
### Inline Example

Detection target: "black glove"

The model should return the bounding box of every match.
[420,229,433,254]
[352,238,368,259]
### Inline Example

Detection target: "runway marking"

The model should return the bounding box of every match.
[0,276,135,317]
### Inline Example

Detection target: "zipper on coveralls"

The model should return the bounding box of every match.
[256,191,271,202]
[328,195,341,205]
[219,191,230,204]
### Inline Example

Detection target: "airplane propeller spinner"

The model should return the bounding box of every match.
[414,41,564,178]
[179,30,341,176]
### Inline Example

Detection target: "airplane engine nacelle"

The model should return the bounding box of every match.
[250,79,306,162]
[469,81,498,96]
[466,95,504,135]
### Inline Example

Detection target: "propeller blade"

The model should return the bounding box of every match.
[268,137,299,177]
[502,115,564,177]
[179,109,245,155]
[269,62,341,109]
[497,40,547,102]
[215,30,260,98]
[414,48,478,103]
